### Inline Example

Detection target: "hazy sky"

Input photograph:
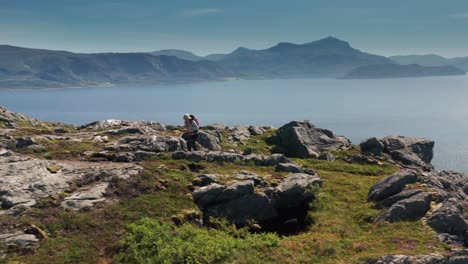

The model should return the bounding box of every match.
[1,0,468,57]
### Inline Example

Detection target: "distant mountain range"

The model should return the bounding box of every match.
[151,37,395,78]
[0,45,230,89]
[0,37,466,89]
[389,54,468,72]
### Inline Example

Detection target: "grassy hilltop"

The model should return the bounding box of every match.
[0,116,453,264]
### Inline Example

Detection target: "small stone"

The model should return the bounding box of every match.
[47,164,61,174]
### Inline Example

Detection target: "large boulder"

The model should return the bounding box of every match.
[381,136,434,169]
[379,192,432,222]
[360,137,384,156]
[269,121,351,158]
[276,173,323,209]
[420,170,468,202]
[368,170,418,202]
[427,198,468,236]
[377,189,423,208]
[196,130,221,151]
[204,193,278,225]
[192,172,322,227]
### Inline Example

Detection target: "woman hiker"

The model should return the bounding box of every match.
[183,114,199,151]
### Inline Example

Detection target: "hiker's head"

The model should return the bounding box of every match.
[183,114,191,120]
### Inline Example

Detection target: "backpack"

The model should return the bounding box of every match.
[190,114,199,126]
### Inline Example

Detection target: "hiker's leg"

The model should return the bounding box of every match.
[192,134,199,151]
[187,139,193,151]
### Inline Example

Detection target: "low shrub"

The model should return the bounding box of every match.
[116,218,280,264]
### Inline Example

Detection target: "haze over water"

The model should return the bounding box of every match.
[1,76,468,172]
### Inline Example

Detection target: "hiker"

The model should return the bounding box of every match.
[183,114,199,151]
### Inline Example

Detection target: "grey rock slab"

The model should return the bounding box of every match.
[0,153,143,214]
[270,120,351,158]
[61,182,109,210]
[197,130,221,151]
[427,198,468,236]
[377,189,423,208]
[275,163,303,173]
[216,181,254,202]
[379,192,432,222]
[368,169,418,202]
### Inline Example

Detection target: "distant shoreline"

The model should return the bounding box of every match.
[2,75,468,92]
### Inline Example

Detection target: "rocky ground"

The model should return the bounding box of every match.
[0,106,467,264]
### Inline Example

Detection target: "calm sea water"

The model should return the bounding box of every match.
[1,76,468,172]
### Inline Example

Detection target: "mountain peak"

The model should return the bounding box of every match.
[231,47,250,54]
[311,36,350,47]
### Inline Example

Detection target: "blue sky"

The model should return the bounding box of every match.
[1,0,468,57]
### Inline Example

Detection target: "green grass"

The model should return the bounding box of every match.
[296,158,396,176]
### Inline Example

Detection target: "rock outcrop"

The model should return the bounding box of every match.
[172,151,289,166]
[79,119,166,131]
[368,167,468,246]
[0,106,37,128]
[192,171,322,229]
[427,198,468,239]
[0,153,143,214]
[269,121,351,158]
[361,136,434,170]
[368,169,418,202]
[420,170,468,202]
[378,192,432,222]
